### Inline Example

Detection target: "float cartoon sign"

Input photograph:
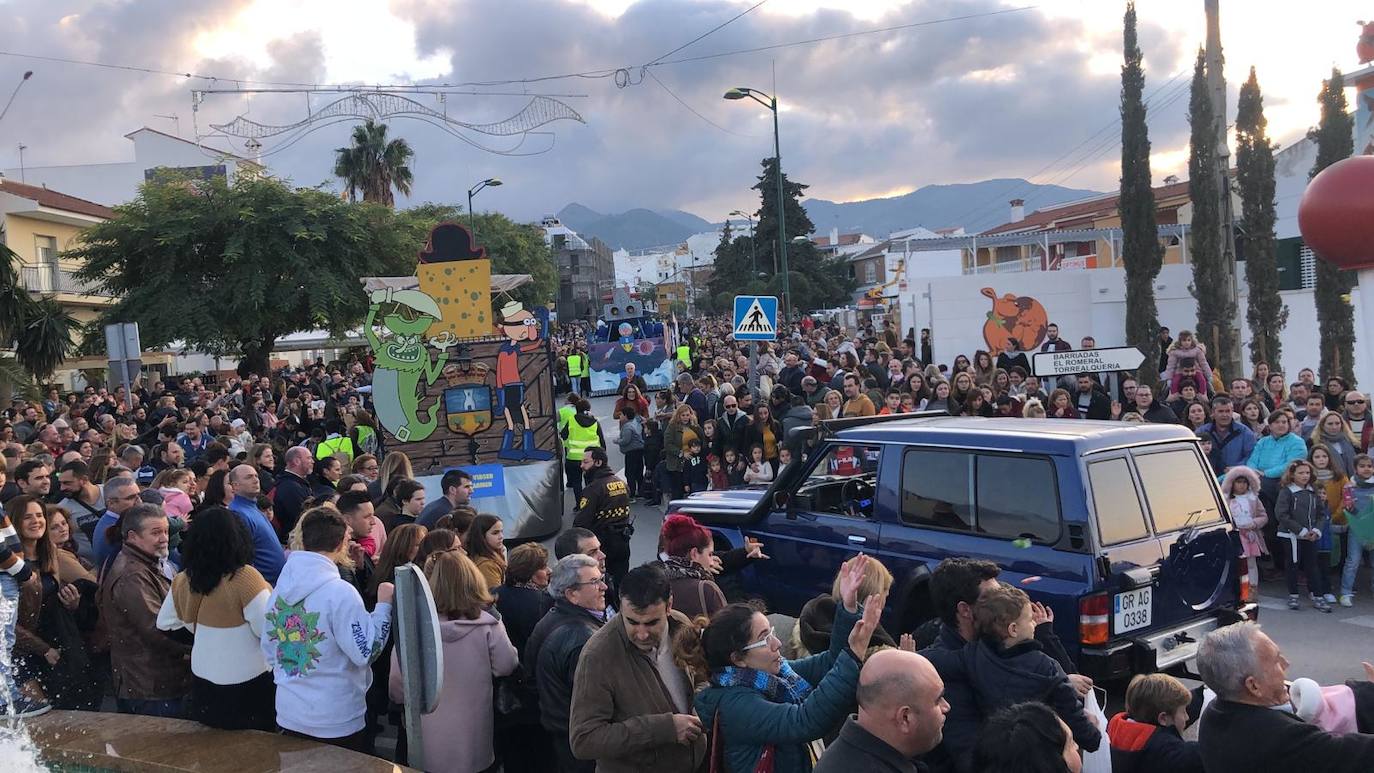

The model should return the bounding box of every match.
[980,287,1049,354]
[361,222,560,538]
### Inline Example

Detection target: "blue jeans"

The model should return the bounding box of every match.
[1342,539,1374,597]
[0,573,25,703]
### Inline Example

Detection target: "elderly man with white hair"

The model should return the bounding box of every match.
[1197,621,1374,772]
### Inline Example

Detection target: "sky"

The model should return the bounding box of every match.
[0,0,1365,227]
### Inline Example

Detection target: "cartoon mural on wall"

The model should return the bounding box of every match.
[361,222,561,539]
[980,287,1049,354]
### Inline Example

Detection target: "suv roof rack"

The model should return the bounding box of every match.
[814,410,950,440]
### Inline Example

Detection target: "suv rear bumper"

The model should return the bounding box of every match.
[1078,603,1258,682]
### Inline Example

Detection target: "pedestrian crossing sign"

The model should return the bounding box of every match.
[733,295,778,340]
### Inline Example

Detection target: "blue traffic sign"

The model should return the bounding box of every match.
[733,295,778,340]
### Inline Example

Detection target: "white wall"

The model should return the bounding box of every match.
[911,263,1372,387]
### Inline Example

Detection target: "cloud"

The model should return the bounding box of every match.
[0,0,1226,229]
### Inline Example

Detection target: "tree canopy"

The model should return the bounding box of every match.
[1308,68,1356,384]
[1118,2,1164,386]
[1187,49,1236,373]
[1,243,77,388]
[1236,66,1286,369]
[69,175,418,376]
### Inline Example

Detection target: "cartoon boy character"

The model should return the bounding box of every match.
[495,300,554,461]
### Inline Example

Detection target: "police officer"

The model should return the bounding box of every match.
[573,447,632,590]
[560,398,604,502]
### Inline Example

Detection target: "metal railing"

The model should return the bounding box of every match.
[19,265,106,296]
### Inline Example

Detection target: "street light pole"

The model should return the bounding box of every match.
[725,87,790,323]
[466,177,503,241]
[729,210,758,275]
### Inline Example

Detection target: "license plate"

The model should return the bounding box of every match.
[1114,586,1153,633]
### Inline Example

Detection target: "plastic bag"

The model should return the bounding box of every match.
[1080,687,1113,773]
[1348,499,1374,549]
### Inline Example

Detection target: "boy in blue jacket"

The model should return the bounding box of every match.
[1107,673,1203,773]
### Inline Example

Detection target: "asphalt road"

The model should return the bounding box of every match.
[550,394,1374,698]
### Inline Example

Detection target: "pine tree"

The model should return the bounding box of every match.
[1187,49,1237,375]
[1236,67,1286,369]
[751,156,854,311]
[1308,68,1356,385]
[1118,2,1164,386]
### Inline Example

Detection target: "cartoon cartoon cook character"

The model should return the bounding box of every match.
[364,286,457,443]
[495,300,554,461]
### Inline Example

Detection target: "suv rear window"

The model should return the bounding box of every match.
[1089,458,1149,545]
[977,455,1060,542]
[1133,448,1223,532]
[900,449,1061,542]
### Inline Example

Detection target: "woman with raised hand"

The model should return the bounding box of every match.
[677,554,885,773]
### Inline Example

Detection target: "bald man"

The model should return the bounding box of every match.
[271,445,315,543]
[227,463,286,583]
[814,649,948,773]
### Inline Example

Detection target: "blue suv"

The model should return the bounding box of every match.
[668,414,1258,682]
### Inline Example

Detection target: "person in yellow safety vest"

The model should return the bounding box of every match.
[557,392,579,434]
[676,343,692,370]
[315,419,356,463]
[559,397,605,503]
[568,349,587,396]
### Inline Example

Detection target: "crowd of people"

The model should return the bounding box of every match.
[3,314,1374,773]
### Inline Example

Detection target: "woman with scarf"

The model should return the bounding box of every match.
[658,514,726,620]
[675,555,885,773]
[1311,412,1360,479]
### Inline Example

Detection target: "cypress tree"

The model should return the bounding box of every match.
[1308,68,1356,385]
[1118,2,1163,386]
[1236,67,1286,370]
[1187,49,1236,375]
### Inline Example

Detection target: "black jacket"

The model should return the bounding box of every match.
[526,599,605,736]
[813,716,929,773]
[1199,694,1374,773]
[960,638,1101,753]
[1135,400,1179,424]
[996,352,1031,375]
[1106,713,1202,773]
[715,411,751,456]
[495,584,554,655]
[920,624,988,773]
[572,465,630,530]
[1075,388,1112,420]
[271,470,312,542]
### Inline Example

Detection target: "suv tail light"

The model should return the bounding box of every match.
[1079,592,1110,645]
[1238,559,1253,602]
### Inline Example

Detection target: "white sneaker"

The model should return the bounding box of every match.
[1341,595,1354,607]
[1324,593,1338,604]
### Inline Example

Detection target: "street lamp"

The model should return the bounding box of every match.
[0,70,32,126]
[467,177,503,239]
[724,86,789,323]
[729,209,759,275]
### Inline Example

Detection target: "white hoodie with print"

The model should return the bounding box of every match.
[260,549,392,738]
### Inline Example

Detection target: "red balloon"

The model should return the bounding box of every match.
[1298,155,1374,270]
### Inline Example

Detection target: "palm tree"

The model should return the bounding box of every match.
[15,297,78,382]
[1,242,76,391]
[333,119,415,207]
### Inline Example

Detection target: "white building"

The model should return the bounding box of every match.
[3,127,262,206]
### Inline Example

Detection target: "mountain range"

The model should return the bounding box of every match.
[558,179,1103,251]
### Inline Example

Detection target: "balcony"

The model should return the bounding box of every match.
[20,265,107,297]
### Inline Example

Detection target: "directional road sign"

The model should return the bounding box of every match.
[733,295,778,340]
[1032,346,1145,378]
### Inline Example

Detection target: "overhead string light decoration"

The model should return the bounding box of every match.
[196,89,586,158]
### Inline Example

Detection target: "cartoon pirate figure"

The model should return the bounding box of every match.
[495,300,554,461]
[363,286,457,443]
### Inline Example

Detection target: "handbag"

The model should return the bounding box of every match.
[709,710,775,773]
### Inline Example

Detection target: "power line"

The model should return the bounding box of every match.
[653,6,1038,67]
[645,69,760,137]
[951,66,1192,231]
[645,0,770,66]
